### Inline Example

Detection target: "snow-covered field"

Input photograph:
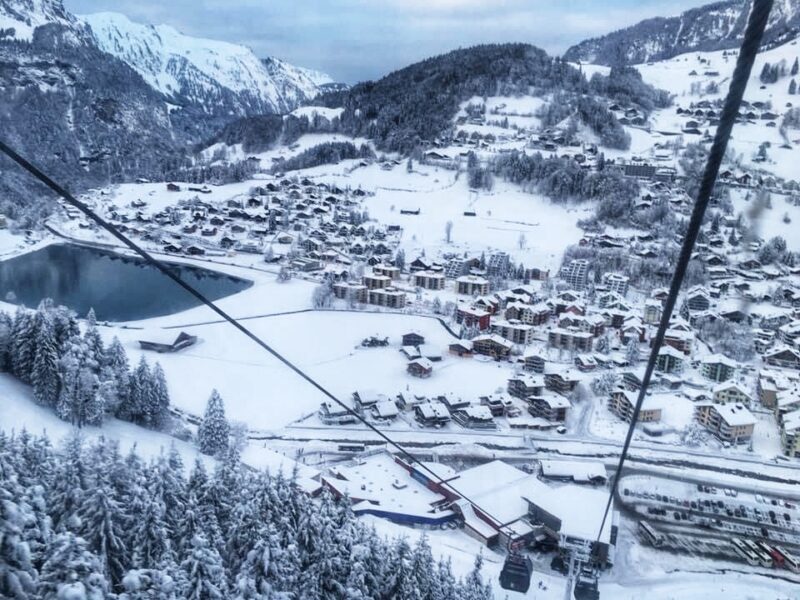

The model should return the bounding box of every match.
[109,310,511,430]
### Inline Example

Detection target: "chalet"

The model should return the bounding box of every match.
[472,334,513,359]
[713,382,752,406]
[508,374,545,399]
[544,370,580,395]
[452,405,497,430]
[456,275,489,296]
[694,402,755,444]
[402,332,425,347]
[527,395,571,422]
[413,271,446,290]
[701,354,736,382]
[548,328,593,353]
[166,182,181,192]
[414,401,451,427]
[686,287,711,311]
[449,340,473,357]
[319,401,358,425]
[655,345,685,374]
[456,306,491,331]
[662,329,693,355]
[609,390,662,423]
[522,351,546,373]
[138,331,197,353]
[764,347,800,370]
[372,400,399,421]
[407,358,434,378]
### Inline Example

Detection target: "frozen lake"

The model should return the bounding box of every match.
[0,243,252,321]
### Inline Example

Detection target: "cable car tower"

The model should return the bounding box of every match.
[561,537,599,600]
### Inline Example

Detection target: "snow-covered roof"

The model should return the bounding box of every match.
[539,460,607,483]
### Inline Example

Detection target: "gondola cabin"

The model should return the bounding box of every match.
[499,553,533,593]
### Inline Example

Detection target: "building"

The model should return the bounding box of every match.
[333,282,368,303]
[662,329,693,355]
[643,300,662,325]
[561,259,589,290]
[713,381,752,405]
[456,306,491,331]
[781,411,800,457]
[487,252,510,277]
[694,402,756,444]
[686,287,711,312]
[764,347,800,370]
[373,264,401,280]
[414,401,451,427]
[456,275,489,296]
[527,394,571,422]
[407,358,434,378]
[472,334,513,359]
[608,389,662,423]
[413,271,446,290]
[548,328,593,353]
[363,273,391,290]
[778,320,800,347]
[508,374,545,399]
[522,352,546,373]
[655,346,685,374]
[505,302,550,326]
[701,354,736,382]
[138,331,197,353]
[602,272,629,297]
[491,319,534,345]
[367,288,406,308]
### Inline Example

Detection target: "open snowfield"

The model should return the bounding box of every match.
[311,163,589,272]
[109,310,511,430]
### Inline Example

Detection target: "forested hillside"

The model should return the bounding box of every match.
[0,432,494,599]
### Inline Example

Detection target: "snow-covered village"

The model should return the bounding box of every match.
[2,0,800,599]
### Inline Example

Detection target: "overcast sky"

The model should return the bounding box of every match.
[65,0,710,83]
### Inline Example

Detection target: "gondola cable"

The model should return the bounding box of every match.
[592,0,775,553]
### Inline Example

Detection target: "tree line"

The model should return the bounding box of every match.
[0,301,170,430]
[0,432,494,599]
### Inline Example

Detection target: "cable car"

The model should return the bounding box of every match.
[499,553,533,593]
[574,570,600,600]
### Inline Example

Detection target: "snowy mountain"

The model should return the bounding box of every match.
[564,0,800,66]
[82,12,335,116]
[0,0,82,42]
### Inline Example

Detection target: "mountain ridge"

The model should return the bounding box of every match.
[564,0,800,66]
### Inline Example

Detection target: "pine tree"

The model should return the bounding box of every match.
[197,390,229,456]
[120,357,150,424]
[180,534,228,600]
[38,532,109,600]
[105,337,131,410]
[792,57,799,76]
[32,315,60,408]
[83,309,105,370]
[48,433,87,532]
[76,476,128,586]
[460,553,492,600]
[148,362,171,430]
[11,308,38,383]
[790,78,797,95]
[0,483,38,599]
[0,310,13,372]
[129,494,171,571]
[57,336,101,427]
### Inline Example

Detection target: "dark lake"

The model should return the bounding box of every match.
[0,244,252,321]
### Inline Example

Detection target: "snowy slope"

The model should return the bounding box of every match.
[565,0,800,66]
[82,11,334,115]
[0,0,75,41]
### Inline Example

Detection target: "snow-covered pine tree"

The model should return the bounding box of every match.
[32,314,60,408]
[197,390,230,456]
[0,310,13,371]
[104,337,131,409]
[76,475,128,586]
[179,534,228,599]
[38,531,109,599]
[57,336,101,427]
[119,357,150,424]
[48,433,87,532]
[148,362,171,430]
[0,481,38,599]
[11,307,38,383]
[83,309,105,370]
[460,553,493,600]
[129,493,171,571]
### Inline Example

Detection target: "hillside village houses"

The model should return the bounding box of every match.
[72,117,800,460]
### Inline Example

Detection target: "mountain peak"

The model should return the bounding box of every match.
[81,11,335,115]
